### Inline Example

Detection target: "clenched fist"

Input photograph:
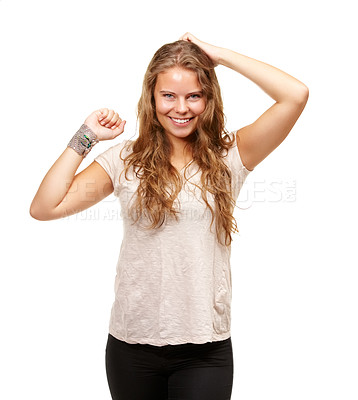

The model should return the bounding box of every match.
[84,108,126,141]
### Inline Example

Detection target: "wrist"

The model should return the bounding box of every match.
[67,124,99,158]
[215,46,227,66]
[215,47,235,68]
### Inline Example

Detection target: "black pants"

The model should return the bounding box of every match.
[105,333,234,400]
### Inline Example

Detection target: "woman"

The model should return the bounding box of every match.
[30,33,308,400]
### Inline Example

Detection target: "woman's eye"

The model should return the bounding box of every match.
[164,94,174,99]
[189,94,201,99]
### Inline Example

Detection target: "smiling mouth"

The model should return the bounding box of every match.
[169,117,194,124]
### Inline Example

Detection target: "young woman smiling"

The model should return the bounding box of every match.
[30,33,308,400]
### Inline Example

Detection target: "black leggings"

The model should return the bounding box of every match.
[105,333,234,400]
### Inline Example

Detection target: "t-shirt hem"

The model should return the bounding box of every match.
[108,328,231,347]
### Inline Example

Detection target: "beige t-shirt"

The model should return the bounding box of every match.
[94,131,252,346]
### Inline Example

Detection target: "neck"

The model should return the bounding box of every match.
[166,132,195,161]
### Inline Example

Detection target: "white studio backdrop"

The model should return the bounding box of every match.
[1,0,357,399]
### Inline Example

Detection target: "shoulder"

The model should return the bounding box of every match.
[93,138,134,191]
[222,131,254,174]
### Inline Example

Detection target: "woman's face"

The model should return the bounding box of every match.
[153,66,206,145]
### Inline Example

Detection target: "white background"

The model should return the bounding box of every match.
[1,0,357,399]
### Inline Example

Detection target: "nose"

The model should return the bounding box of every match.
[174,98,189,114]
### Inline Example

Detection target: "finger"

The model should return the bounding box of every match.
[180,32,195,42]
[112,120,126,138]
[98,108,109,121]
[112,112,121,125]
[100,109,115,126]
[111,116,123,130]
[106,113,121,128]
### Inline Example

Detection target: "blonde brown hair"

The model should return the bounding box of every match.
[120,40,239,246]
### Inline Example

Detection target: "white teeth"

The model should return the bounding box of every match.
[171,117,190,124]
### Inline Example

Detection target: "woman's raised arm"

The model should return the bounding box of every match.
[180,33,309,171]
[29,108,126,221]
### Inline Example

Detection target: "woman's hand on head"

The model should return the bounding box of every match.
[179,32,221,67]
[84,108,126,141]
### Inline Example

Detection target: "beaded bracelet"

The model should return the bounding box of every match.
[67,124,99,158]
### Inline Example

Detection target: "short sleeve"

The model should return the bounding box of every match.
[94,140,131,197]
[224,131,254,200]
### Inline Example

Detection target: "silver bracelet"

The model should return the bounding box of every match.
[67,124,99,158]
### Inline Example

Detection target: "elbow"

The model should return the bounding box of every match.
[29,202,54,221]
[280,84,309,108]
[296,84,309,106]
[29,203,44,221]
[284,84,309,110]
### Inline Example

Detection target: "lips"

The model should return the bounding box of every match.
[169,116,194,126]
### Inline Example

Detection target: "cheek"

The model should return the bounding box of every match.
[155,99,172,116]
[194,100,206,116]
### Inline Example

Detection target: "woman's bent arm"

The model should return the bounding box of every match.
[30,108,126,221]
[29,149,113,221]
[180,33,309,171]
[218,47,309,170]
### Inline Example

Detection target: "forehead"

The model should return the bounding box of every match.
[155,67,202,92]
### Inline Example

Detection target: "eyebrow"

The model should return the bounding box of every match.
[159,90,203,95]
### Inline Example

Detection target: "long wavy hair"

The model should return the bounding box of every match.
[119,39,239,246]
